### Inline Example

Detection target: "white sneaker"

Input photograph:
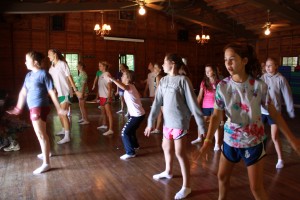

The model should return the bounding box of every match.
[37,153,52,160]
[103,130,114,136]
[153,171,173,180]
[276,159,284,169]
[214,145,220,151]
[151,129,160,134]
[97,125,108,130]
[79,121,90,125]
[78,119,84,123]
[116,110,124,114]
[3,143,20,151]
[191,137,202,144]
[120,154,136,160]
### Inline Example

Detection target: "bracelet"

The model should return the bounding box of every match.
[204,138,213,143]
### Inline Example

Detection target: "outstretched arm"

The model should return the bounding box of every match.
[268,104,300,154]
[110,77,129,91]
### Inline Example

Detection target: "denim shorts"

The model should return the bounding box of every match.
[202,108,214,116]
[222,139,267,166]
[261,114,275,125]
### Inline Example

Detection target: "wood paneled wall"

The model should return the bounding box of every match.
[1,11,300,95]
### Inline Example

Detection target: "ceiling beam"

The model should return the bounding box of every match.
[246,0,300,24]
[172,1,257,38]
[0,2,136,14]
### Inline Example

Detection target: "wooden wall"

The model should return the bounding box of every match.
[1,10,300,96]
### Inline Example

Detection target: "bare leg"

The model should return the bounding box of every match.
[247,158,268,200]
[79,99,88,121]
[104,104,113,131]
[32,119,51,174]
[153,138,174,180]
[174,136,189,187]
[57,102,71,144]
[271,124,282,160]
[218,154,235,200]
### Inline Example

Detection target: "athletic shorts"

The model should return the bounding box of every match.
[163,126,188,140]
[261,114,275,125]
[29,107,50,122]
[58,95,72,104]
[99,97,110,106]
[202,108,214,116]
[222,140,267,167]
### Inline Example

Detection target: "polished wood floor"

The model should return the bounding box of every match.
[1,99,300,200]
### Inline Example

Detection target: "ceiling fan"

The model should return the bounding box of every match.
[262,9,290,35]
[121,0,165,11]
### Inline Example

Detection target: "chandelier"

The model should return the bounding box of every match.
[196,26,210,45]
[94,12,111,37]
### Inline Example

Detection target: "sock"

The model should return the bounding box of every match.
[33,164,51,175]
[153,171,173,180]
[56,128,65,135]
[57,131,70,144]
[174,187,192,199]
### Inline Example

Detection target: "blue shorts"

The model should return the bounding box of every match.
[261,114,275,125]
[202,108,214,116]
[221,140,267,166]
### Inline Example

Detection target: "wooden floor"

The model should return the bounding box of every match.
[1,98,300,200]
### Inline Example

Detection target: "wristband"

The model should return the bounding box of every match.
[204,138,213,143]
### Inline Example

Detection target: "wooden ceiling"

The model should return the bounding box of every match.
[1,0,300,39]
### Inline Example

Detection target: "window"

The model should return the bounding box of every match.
[119,54,135,71]
[282,56,298,71]
[63,53,79,77]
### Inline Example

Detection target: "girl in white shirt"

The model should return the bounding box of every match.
[109,70,145,160]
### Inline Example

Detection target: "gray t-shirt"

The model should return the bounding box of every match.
[147,75,205,134]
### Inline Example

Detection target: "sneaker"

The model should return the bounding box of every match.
[37,153,52,160]
[97,125,108,130]
[79,121,90,125]
[153,171,173,180]
[214,145,220,151]
[120,154,136,160]
[4,143,20,151]
[116,110,124,114]
[151,129,160,134]
[276,159,284,169]
[191,137,202,144]
[78,119,84,123]
[103,130,114,136]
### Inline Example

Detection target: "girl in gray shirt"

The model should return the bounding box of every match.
[144,53,205,200]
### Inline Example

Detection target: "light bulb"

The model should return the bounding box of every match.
[264,27,270,35]
[139,6,146,15]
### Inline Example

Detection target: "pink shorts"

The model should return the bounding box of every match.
[163,126,188,140]
[29,107,50,122]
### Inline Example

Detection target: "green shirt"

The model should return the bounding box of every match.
[76,71,89,93]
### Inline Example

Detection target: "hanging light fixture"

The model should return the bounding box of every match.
[196,26,210,45]
[94,12,111,37]
[264,9,271,36]
[138,6,146,15]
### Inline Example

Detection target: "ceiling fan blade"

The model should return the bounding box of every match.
[146,3,164,10]
[121,4,138,9]
[271,23,290,28]
[145,0,166,3]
